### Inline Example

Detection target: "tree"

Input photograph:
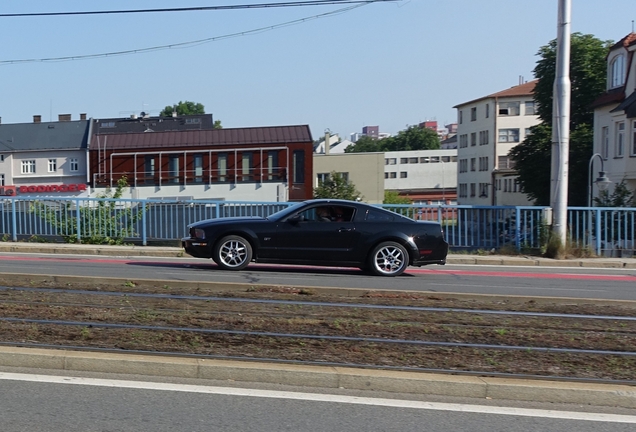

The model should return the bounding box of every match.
[383,190,411,204]
[344,135,383,153]
[160,101,205,117]
[30,177,145,245]
[594,179,635,207]
[313,172,362,201]
[510,33,612,206]
[382,126,440,151]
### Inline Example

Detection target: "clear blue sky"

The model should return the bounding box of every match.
[0,1,634,139]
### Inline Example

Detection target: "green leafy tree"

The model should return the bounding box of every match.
[344,135,383,153]
[382,126,440,151]
[313,171,362,201]
[160,101,205,117]
[30,177,145,245]
[383,190,411,204]
[510,33,612,206]
[594,179,635,207]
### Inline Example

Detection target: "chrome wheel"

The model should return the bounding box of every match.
[369,242,408,276]
[214,235,252,270]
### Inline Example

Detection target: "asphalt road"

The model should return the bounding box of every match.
[1,371,635,432]
[0,252,635,300]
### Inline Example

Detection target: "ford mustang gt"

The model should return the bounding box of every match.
[182,199,448,276]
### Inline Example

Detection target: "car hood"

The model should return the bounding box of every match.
[188,216,267,228]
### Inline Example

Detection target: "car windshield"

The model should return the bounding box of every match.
[265,202,305,221]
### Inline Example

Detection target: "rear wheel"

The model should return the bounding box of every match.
[213,235,253,271]
[368,241,408,276]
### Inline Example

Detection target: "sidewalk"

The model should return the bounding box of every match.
[1,242,635,268]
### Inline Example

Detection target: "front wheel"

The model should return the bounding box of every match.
[213,235,253,271]
[368,241,409,276]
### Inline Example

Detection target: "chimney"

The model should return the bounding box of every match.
[80,113,87,120]
[33,115,42,123]
[58,114,72,122]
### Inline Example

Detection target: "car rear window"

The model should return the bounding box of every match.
[365,209,394,222]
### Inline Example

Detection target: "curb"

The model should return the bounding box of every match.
[1,346,635,408]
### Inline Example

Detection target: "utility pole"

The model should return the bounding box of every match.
[550,0,571,251]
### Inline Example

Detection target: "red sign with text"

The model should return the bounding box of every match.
[18,184,87,194]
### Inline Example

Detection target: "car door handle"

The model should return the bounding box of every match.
[338,227,352,232]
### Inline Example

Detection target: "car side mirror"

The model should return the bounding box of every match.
[287,214,304,224]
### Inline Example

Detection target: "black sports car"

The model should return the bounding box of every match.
[182,199,448,276]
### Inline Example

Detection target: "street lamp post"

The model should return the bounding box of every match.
[587,153,611,208]
[587,153,611,254]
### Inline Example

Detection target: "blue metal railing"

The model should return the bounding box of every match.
[0,197,634,257]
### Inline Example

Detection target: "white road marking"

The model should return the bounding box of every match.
[0,373,634,424]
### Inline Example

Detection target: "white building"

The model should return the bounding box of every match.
[384,149,457,204]
[454,81,539,205]
[314,133,353,154]
[592,33,636,199]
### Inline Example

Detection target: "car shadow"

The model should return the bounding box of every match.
[126,261,415,277]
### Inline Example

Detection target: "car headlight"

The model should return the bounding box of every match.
[193,228,206,239]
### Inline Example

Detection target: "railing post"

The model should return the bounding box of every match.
[141,200,148,246]
[11,198,17,242]
[595,207,602,256]
[75,199,81,242]
[515,207,521,252]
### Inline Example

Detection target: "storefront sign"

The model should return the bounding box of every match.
[18,184,87,193]
[0,186,17,196]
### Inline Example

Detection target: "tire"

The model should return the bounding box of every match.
[213,235,253,271]
[368,241,409,276]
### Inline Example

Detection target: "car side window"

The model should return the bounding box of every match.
[365,209,394,222]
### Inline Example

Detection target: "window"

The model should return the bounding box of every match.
[0,174,4,186]
[318,172,330,183]
[385,158,396,165]
[48,159,57,173]
[470,107,477,121]
[459,134,468,148]
[470,132,477,146]
[193,154,203,183]
[293,150,305,184]
[144,156,155,184]
[479,157,489,171]
[601,127,609,159]
[267,151,279,180]
[0,154,4,162]
[241,152,253,181]
[419,157,430,163]
[459,110,463,124]
[610,54,625,88]
[616,122,625,157]
[498,102,520,116]
[479,183,489,198]
[524,101,536,115]
[441,156,451,163]
[485,103,490,118]
[408,157,418,164]
[459,159,468,173]
[387,172,396,179]
[470,158,476,171]
[185,118,201,124]
[400,158,408,164]
[498,156,515,170]
[430,156,440,163]
[470,183,476,197]
[366,209,394,222]
[169,156,180,184]
[400,172,407,178]
[479,130,489,146]
[218,153,227,182]
[21,160,35,174]
[459,183,467,198]
[632,121,636,156]
[70,158,79,172]
[498,128,520,143]
[100,121,115,128]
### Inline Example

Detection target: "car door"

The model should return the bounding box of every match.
[274,205,359,262]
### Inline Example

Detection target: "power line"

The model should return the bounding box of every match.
[0,2,386,65]
[0,0,397,17]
